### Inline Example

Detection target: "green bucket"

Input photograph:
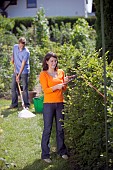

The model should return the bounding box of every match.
[33,96,44,113]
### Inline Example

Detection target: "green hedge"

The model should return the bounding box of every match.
[95,0,113,64]
[12,17,34,33]
[48,16,96,27]
[12,16,96,34]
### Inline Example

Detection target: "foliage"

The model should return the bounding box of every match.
[28,45,47,91]
[48,16,96,28]
[15,8,50,47]
[12,16,96,35]
[0,45,14,96]
[50,22,72,44]
[16,23,36,47]
[12,17,33,34]
[95,0,113,63]
[53,43,81,73]
[63,51,113,169]
[50,18,96,52]
[106,60,113,166]
[48,18,112,168]
[0,15,17,96]
[33,7,50,47]
[0,15,17,46]
[43,34,113,169]
[71,18,96,54]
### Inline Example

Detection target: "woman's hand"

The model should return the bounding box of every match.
[52,83,65,91]
[56,83,65,89]
[64,76,69,84]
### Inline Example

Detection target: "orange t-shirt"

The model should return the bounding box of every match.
[39,69,67,103]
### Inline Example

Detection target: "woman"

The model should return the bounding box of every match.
[40,52,69,163]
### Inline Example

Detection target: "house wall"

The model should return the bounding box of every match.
[6,0,86,18]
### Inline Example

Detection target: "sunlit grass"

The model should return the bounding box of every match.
[0,99,71,170]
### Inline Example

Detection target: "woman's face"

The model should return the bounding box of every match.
[46,57,57,70]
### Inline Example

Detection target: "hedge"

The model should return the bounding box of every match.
[95,0,113,64]
[12,16,96,34]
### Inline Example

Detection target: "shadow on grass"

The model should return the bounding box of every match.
[0,102,23,117]
[0,101,41,118]
[1,108,18,117]
[19,159,50,170]
[0,106,42,118]
[19,153,71,170]
[0,98,42,117]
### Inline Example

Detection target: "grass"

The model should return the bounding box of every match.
[0,99,72,170]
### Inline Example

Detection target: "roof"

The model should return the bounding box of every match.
[0,0,17,10]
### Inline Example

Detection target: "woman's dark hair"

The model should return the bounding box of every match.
[42,52,58,71]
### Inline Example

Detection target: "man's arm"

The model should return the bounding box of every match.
[11,55,14,64]
[11,55,16,72]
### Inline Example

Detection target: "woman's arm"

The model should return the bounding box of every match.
[40,72,65,94]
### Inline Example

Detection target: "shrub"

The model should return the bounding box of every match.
[33,7,50,47]
[12,16,96,35]
[71,18,96,54]
[63,52,113,169]
[0,15,17,96]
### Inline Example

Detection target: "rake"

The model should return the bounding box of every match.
[17,82,36,118]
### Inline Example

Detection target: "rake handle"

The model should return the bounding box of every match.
[17,82,25,108]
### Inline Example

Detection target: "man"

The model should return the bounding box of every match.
[9,37,30,109]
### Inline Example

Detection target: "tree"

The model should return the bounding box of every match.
[95,0,113,63]
[33,7,50,47]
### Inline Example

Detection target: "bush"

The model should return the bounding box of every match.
[12,16,96,35]
[28,45,48,91]
[0,15,17,96]
[33,7,50,47]
[63,52,113,169]
[48,16,96,29]
[12,17,33,34]
[95,0,113,63]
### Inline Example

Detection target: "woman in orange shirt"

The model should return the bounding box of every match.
[40,52,69,163]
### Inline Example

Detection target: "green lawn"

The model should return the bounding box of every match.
[0,99,72,170]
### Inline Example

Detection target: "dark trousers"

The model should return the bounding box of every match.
[41,103,67,159]
[11,73,30,107]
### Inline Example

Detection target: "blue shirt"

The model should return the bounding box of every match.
[13,44,30,74]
